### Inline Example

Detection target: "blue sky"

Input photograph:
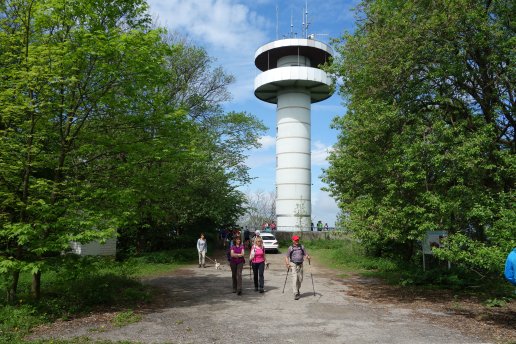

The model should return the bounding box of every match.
[146,0,359,226]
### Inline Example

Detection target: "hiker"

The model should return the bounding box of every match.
[230,237,246,295]
[504,247,516,286]
[197,233,207,268]
[284,235,310,300]
[226,229,234,248]
[244,227,251,248]
[252,229,261,245]
[250,236,267,293]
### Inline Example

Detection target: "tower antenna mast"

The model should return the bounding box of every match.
[304,0,310,38]
[290,9,294,38]
[276,1,279,40]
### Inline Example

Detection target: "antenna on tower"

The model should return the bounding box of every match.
[276,1,279,40]
[290,9,294,38]
[304,0,310,38]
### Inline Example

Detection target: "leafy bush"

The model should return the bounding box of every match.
[112,310,142,328]
[0,304,46,343]
[126,249,197,265]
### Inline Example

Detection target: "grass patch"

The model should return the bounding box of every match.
[112,310,142,328]
[305,239,399,275]
[305,239,516,299]
[0,249,195,343]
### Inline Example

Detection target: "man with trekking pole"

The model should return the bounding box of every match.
[284,235,311,300]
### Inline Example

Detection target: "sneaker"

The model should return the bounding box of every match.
[198,264,201,268]
[294,293,300,300]
[259,289,264,293]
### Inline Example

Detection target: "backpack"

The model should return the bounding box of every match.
[289,245,305,261]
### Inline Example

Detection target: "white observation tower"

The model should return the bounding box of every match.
[254,38,333,231]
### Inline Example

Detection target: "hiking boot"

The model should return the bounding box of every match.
[294,293,300,300]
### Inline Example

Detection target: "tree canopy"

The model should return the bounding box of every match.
[324,0,515,274]
[0,0,265,301]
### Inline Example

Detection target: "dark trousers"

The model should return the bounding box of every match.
[252,261,265,289]
[230,262,244,291]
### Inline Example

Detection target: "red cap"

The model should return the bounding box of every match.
[292,235,300,241]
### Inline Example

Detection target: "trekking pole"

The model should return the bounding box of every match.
[308,259,315,296]
[282,266,290,293]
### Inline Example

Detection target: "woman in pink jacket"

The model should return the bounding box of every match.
[250,236,267,293]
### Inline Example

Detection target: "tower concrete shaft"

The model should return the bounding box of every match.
[254,39,333,231]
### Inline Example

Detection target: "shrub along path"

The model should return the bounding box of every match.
[28,250,514,343]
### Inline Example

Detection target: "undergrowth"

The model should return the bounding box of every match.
[0,249,195,343]
[306,239,515,299]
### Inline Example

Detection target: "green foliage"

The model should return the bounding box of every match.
[0,252,188,343]
[310,239,514,301]
[324,0,515,275]
[127,249,197,265]
[484,297,511,308]
[306,239,399,272]
[0,0,265,302]
[0,304,46,343]
[111,310,142,328]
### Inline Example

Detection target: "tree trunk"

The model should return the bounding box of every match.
[31,270,41,300]
[7,269,20,304]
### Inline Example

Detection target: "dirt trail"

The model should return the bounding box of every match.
[28,249,499,344]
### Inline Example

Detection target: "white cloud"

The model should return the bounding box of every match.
[147,0,272,104]
[245,152,275,169]
[257,135,275,150]
[311,141,333,166]
[311,189,339,227]
[148,0,270,52]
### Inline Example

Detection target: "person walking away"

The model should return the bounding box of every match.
[285,235,310,300]
[226,230,234,248]
[244,227,250,248]
[316,220,323,231]
[252,230,261,244]
[230,237,246,295]
[250,236,267,293]
[197,233,207,268]
[504,247,516,286]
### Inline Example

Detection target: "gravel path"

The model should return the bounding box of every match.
[31,252,491,344]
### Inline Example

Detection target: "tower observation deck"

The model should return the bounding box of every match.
[254,38,333,231]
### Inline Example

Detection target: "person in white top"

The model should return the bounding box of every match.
[197,233,207,268]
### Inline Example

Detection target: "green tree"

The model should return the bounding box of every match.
[0,0,163,301]
[0,0,266,302]
[324,0,515,273]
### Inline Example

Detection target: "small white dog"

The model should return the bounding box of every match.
[214,259,221,270]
